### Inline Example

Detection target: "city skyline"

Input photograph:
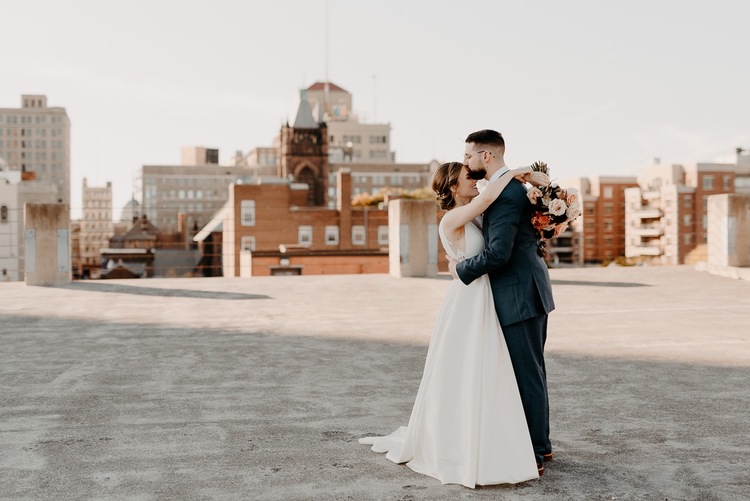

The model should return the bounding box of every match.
[3,0,749,218]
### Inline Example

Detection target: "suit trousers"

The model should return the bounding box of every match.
[502,314,550,463]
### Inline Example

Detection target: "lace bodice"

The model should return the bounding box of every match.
[438,219,485,262]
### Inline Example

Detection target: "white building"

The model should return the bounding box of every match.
[0,95,71,205]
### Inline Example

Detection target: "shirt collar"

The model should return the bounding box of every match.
[489,166,510,183]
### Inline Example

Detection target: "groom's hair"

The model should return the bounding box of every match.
[466,129,505,152]
[432,162,465,211]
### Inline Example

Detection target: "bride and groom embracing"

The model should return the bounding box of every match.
[360,129,556,488]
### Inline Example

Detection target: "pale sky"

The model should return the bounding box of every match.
[3,0,749,217]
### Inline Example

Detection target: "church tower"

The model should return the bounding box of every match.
[279,94,329,207]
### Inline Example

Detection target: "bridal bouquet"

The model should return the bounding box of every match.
[526,162,582,255]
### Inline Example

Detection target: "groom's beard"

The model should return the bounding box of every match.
[467,166,487,180]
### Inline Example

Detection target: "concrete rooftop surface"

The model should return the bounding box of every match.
[1,266,749,501]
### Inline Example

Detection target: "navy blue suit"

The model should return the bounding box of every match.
[456,174,555,464]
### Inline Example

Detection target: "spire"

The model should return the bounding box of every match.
[293,96,318,129]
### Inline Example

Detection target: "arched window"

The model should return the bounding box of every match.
[0,205,8,223]
[296,167,318,206]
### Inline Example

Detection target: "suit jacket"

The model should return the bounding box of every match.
[456,177,555,327]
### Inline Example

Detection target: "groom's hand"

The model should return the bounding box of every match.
[446,255,459,279]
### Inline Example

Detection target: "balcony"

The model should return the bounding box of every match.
[634,208,662,219]
[630,246,663,256]
[631,226,662,237]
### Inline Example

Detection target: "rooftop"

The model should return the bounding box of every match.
[1,266,748,499]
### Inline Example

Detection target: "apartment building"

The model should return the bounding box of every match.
[625,153,750,265]
[0,95,70,205]
[556,176,638,264]
[80,178,113,279]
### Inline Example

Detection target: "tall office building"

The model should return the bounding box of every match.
[139,147,257,232]
[0,95,71,205]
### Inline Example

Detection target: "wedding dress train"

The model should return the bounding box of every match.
[359,220,539,488]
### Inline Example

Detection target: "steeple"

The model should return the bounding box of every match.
[293,96,318,129]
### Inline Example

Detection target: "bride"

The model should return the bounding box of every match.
[359,162,548,488]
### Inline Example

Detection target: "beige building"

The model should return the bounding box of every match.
[303,81,394,163]
[139,147,259,232]
[231,82,395,175]
[80,178,114,279]
[229,83,433,211]
[625,153,750,265]
[0,95,70,205]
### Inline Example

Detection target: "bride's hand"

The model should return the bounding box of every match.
[512,166,534,183]
[514,169,549,187]
[526,171,550,187]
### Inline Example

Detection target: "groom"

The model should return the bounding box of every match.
[448,129,555,474]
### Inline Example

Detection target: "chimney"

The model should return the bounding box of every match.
[177,212,188,235]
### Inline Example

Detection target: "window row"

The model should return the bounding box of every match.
[239,225,389,251]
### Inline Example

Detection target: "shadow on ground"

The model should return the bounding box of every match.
[57,282,270,300]
[1,313,747,500]
[550,279,651,288]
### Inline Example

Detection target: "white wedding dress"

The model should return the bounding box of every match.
[359,220,539,488]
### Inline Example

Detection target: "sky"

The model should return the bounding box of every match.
[3,0,750,218]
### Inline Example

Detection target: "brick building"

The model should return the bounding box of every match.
[556,176,638,264]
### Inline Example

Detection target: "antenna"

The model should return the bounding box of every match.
[324,0,330,116]
[372,74,377,123]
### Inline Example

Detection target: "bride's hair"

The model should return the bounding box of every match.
[432,162,465,210]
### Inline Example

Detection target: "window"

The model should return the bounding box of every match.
[604,203,613,214]
[352,225,366,245]
[703,176,714,190]
[241,200,255,226]
[702,215,708,230]
[0,205,7,222]
[603,187,613,199]
[325,226,339,245]
[604,220,613,231]
[723,175,732,190]
[240,236,256,252]
[684,234,692,245]
[684,197,692,208]
[378,225,389,245]
[298,225,313,246]
[684,215,691,226]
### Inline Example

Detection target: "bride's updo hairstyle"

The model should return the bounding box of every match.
[432,162,465,210]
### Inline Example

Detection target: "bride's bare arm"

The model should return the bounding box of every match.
[441,166,533,236]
